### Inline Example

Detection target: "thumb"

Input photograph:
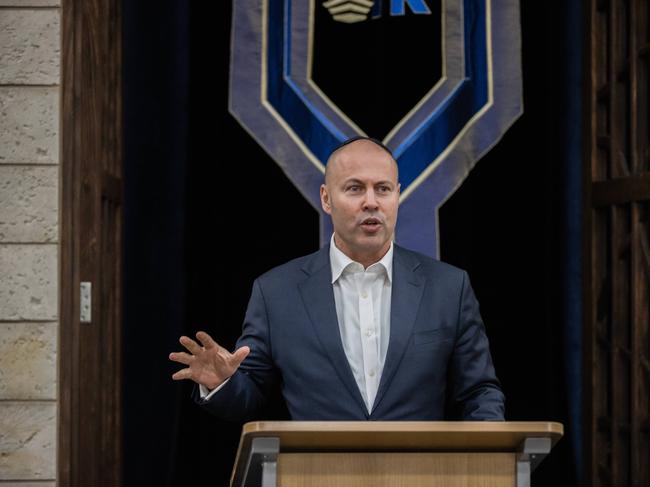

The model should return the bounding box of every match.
[232,345,250,366]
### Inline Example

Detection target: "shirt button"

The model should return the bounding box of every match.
[365,329,372,337]
[361,291,368,299]
[369,370,376,377]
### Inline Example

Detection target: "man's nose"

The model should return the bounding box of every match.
[362,189,379,210]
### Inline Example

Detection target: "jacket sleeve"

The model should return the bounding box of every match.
[446,271,505,420]
[192,278,279,422]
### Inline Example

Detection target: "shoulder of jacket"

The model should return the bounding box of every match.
[394,245,467,283]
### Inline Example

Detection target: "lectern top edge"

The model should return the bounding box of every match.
[242,420,564,436]
[236,421,564,454]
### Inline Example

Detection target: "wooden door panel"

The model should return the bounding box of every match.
[586,0,650,485]
[60,0,123,485]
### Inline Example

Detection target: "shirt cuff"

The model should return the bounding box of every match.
[199,377,230,401]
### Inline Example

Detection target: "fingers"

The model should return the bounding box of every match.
[171,367,191,381]
[195,331,218,350]
[231,346,250,366]
[170,342,250,385]
[169,351,193,365]
[179,335,202,355]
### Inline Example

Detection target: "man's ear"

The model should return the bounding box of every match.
[320,184,332,215]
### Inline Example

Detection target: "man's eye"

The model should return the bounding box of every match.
[347,185,361,192]
[378,186,391,193]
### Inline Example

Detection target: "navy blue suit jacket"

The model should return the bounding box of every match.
[196,245,504,421]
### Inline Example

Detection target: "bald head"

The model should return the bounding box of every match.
[325,138,398,185]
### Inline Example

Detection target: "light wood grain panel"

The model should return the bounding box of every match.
[278,453,514,487]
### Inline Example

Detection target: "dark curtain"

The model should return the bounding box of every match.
[122,1,189,486]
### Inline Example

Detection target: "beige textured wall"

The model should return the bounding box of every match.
[0,1,60,485]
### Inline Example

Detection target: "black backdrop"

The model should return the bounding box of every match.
[123,1,581,486]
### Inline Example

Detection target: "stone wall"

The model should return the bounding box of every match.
[0,1,60,485]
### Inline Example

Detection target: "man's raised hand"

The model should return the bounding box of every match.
[169,331,250,390]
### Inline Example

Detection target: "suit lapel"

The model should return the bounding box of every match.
[372,246,425,414]
[298,247,368,416]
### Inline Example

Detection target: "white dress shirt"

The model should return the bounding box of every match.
[329,234,393,412]
[200,235,394,412]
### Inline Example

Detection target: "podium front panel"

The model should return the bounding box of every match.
[278,453,514,487]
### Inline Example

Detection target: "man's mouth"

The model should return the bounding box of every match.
[360,217,382,229]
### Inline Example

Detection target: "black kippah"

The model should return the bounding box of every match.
[329,136,394,159]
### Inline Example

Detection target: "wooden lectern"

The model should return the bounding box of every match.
[231,421,563,487]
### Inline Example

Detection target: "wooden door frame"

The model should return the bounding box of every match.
[59,0,123,484]
[583,0,650,485]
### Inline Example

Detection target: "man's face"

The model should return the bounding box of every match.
[320,140,400,267]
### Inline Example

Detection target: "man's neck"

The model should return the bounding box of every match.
[332,234,392,269]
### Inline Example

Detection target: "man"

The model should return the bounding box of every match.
[169,137,504,421]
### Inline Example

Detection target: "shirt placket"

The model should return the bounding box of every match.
[357,271,379,410]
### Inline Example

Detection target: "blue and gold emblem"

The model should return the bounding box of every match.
[230,0,522,257]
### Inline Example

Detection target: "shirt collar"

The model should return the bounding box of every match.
[329,234,393,284]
